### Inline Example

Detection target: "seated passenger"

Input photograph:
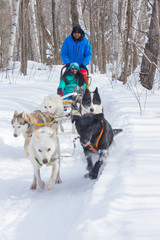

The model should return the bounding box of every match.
[57,62,87,99]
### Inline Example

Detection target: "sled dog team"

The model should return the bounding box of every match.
[11,88,122,190]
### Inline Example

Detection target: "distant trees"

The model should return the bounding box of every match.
[140,0,160,90]
[1,0,159,89]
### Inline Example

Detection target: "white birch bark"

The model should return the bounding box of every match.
[7,0,20,69]
[77,0,85,30]
[132,0,143,40]
[29,0,41,62]
[112,0,120,79]
[118,0,128,65]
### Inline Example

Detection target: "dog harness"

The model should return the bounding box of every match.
[88,120,104,152]
[35,115,55,130]
[34,156,57,167]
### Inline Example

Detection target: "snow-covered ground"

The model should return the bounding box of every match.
[0,62,160,240]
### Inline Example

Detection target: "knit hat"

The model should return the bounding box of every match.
[69,62,79,70]
[72,26,83,35]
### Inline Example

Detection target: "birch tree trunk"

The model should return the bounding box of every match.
[140,0,160,90]
[36,0,54,63]
[118,0,128,73]
[89,0,94,73]
[101,2,106,74]
[20,0,29,75]
[123,0,132,84]
[77,0,85,30]
[71,0,79,27]
[29,0,41,62]
[52,0,59,63]
[130,0,143,73]
[97,7,101,71]
[7,0,20,69]
[112,0,119,79]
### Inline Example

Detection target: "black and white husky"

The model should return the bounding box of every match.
[71,87,103,116]
[72,113,122,179]
[80,87,103,115]
[71,87,103,132]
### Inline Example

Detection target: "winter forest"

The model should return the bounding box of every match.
[1,1,160,240]
[0,0,160,89]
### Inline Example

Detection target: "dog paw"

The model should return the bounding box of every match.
[30,183,37,189]
[89,171,98,179]
[55,178,62,184]
[47,182,53,190]
[84,173,90,178]
[39,181,45,189]
[84,172,98,179]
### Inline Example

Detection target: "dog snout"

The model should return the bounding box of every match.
[43,159,48,164]
[14,134,18,137]
[90,108,94,113]
[80,138,90,147]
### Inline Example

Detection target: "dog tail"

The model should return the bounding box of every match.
[113,129,123,136]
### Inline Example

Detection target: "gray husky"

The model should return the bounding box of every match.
[11,110,56,156]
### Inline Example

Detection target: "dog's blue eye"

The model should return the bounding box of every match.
[18,126,21,128]
[47,148,51,152]
[38,149,42,152]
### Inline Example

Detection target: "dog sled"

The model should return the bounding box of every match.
[60,64,92,109]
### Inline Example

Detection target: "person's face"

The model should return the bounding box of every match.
[73,32,81,39]
[71,68,78,74]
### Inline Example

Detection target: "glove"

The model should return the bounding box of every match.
[65,63,70,68]
[79,64,86,69]
[57,88,62,96]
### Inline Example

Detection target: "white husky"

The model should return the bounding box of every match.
[41,94,64,133]
[29,127,62,190]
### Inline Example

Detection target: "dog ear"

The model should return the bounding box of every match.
[94,87,98,93]
[72,115,80,123]
[14,110,18,116]
[84,88,89,94]
[22,112,32,123]
[22,112,28,120]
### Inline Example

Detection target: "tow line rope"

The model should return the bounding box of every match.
[60,136,80,158]
[35,115,56,130]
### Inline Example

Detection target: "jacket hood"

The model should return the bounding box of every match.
[71,26,85,42]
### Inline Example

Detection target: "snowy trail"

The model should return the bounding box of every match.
[0,65,160,240]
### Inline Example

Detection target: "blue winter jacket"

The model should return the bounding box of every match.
[60,33,92,66]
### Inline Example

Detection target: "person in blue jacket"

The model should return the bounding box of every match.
[60,25,92,70]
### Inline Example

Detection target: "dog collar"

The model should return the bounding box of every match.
[34,156,57,167]
[27,134,32,137]
[88,120,104,152]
